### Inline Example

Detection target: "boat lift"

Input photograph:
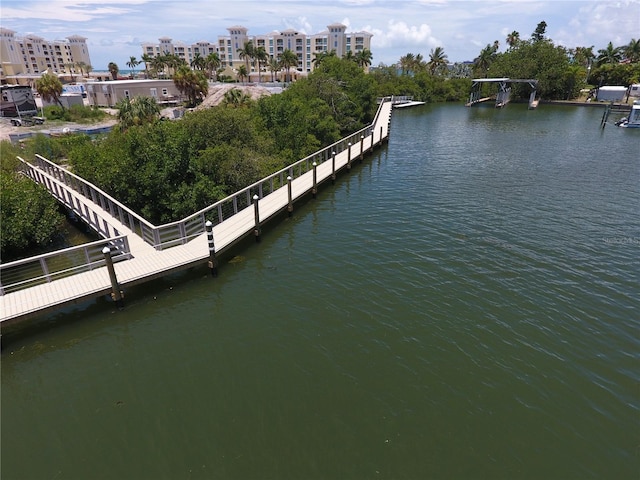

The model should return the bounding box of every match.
[466,78,539,108]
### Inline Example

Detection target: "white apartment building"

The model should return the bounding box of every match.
[142,23,373,75]
[0,28,92,85]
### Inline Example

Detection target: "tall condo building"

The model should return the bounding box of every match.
[141,23,373,74]
[0,28,92,83]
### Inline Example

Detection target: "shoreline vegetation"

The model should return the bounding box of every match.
[2,23,638,260]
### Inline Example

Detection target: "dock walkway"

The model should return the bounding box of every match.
[1,100,393,324]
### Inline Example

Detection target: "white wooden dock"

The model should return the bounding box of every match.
[0,100,393,324]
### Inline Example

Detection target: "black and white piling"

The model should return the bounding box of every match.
[347,142,352,170]
[205,220,218,277]
[331,151,336,184]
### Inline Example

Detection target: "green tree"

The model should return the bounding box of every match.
[0,169,64,258]
[173,65,208,107]
[532,21,547,42]
[506,31,520,48]
[223,88,252,107]
[191,52,205,71]
[205,52,221,80]
[116,96,161,130]
[597,42,623,66]
[255,47,268,82]
[354,48,373,69]
[624,38,640,63]
[473,43,498,77]
[35,73,64,109]
[280,49,299,82]
[141,53,153,78]
[108,61,119,80]
[427,46,448,75]
[268,57,281,82]
[237,41,255,75]
[237,65,248,83]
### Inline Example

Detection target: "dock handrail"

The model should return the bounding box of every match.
[0,235,130,295]
[21,97,392,252]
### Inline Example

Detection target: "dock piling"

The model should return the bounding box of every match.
[347,143,352,170]
[287,176,293,216]
[205,220,218,277]
[331,151,336,184]
[312,162,318,198]
[359,135,364,163]
[102,247,124,309]
[253,194,261,242]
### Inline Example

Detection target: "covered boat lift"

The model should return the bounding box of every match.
[466,78,539,108]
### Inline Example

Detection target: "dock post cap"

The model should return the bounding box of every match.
[205,220,212,227]
[102,247,111,254]
[332,151,336,155]
[253,194,259,200]
[287,176,292,181]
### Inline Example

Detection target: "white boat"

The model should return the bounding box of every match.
[616,100,640,128]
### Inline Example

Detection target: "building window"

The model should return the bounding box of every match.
[124,90,130,99]
[150,88,157,97]
[162,88,168,96]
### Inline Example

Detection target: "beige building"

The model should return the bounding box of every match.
[142,23,373,78]
[0,28,92,85]
[85,79,181,107]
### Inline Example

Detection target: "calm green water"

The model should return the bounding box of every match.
[2,104,638,479]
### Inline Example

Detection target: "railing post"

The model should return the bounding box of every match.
[102,247,124,309]
[287,176,293,216]
[312,161,318,198]
[205,220,218,277]
[347,142,352,170]
[253,194,261,242]
[331,151,336,184]
[359,135,364,163]
[379,126,383,146]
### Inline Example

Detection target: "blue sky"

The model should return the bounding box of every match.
[2,0,638,70]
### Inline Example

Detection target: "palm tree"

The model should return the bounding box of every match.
[75,61,88,77]
[354,48,373,69]
[399,53,415,75]
[237,41,255,75]
[313,49,337,68]
[141,53,153,78]
[624,38,640,63]
[279,49,298,82]
[473,44,497,77]
[126,56,139,78]
[173,65,208,107]
[427,46,448,75]
[268,57,280,82]
[65,62,77,82]
[237,64,248,83]
[506,31,520,48]
[254,47,268,83]
[151,55,167,78]
[223,88,252,107]
[36,73,64,108]
[116,95,160,130]
[205,52,221,80]
[108,62,119,80]
[191,52,205,71]
[596,42,623,66]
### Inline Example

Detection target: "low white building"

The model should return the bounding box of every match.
[85,79,181,107]
[596,86,627,102]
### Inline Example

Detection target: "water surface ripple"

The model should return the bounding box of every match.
[2,104,638,479]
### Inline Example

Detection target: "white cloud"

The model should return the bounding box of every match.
[370,20,439,48]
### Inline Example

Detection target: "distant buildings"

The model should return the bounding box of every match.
[0,28,92,85]
[141,24,373,76]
